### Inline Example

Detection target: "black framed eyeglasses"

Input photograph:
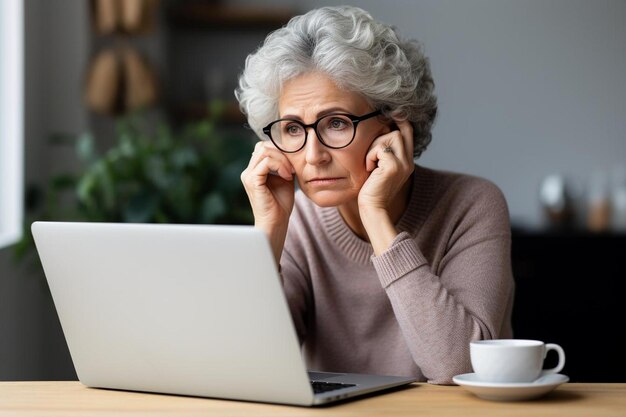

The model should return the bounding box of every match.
[262,110,382,153]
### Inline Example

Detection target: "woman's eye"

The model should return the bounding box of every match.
[328,118,348,130]
[286,124,303,135]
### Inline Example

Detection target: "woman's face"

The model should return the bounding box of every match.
[277,72,389,207]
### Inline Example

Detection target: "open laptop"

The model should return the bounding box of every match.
[32,221,416,406]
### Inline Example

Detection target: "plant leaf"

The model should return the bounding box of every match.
[76,132,97,163]
[123,190,159,223]
[201,193,227,224]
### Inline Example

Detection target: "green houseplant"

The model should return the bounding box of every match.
[15,105,254,260]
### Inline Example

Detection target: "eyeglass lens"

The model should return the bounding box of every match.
[271,114,355,152]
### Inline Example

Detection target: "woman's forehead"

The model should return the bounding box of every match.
[278,72,369,118]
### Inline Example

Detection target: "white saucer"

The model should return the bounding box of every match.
[452,373,569,401]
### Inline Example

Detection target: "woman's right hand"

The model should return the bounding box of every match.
[240,141,296,264]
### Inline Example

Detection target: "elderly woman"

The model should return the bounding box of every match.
[236,6,513,385]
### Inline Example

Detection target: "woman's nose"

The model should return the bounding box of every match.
[304,128,331,165]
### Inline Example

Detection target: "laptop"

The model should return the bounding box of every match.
[32,221,416,406]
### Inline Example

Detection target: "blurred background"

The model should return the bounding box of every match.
[1,0,624,382]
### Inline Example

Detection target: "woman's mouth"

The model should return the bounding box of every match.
[306,177,345,186]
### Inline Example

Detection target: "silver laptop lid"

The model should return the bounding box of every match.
[32,222,314,405]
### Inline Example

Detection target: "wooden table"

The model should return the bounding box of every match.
[1,381,625,417]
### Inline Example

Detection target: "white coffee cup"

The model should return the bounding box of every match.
[470,339,566,383]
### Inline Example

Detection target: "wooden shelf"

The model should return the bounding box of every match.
[164,2,293,127]
[168,2,294,30]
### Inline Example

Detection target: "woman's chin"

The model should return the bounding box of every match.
[304,189,357,208]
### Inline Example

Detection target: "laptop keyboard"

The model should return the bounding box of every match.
[310,381,356,394]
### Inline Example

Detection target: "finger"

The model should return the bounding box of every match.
[365,137,400,172]
[248,141,295,178]
[249,141,286,166]
[262,141,297,175]
[394,119,414,159]
[365,137,390,172]
[365,132,404,172]
[365,141,380,172]
[249,141,270,167]
[251,153,294,183]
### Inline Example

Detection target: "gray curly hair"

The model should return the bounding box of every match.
[235,5,437,158]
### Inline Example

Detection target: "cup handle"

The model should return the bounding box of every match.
[541,343,566,376]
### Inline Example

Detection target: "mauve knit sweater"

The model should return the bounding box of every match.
[280,164,514,385]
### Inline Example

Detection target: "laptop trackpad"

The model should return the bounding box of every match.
[308,371,347,381]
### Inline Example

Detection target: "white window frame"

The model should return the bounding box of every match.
[0,0,24,248]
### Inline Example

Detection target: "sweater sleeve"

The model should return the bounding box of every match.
[371,180,514,385]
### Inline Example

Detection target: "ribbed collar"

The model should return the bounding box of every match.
[318,164,436,265]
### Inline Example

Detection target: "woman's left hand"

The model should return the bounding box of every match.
[358,119,415,255]
[358,119,415,215]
